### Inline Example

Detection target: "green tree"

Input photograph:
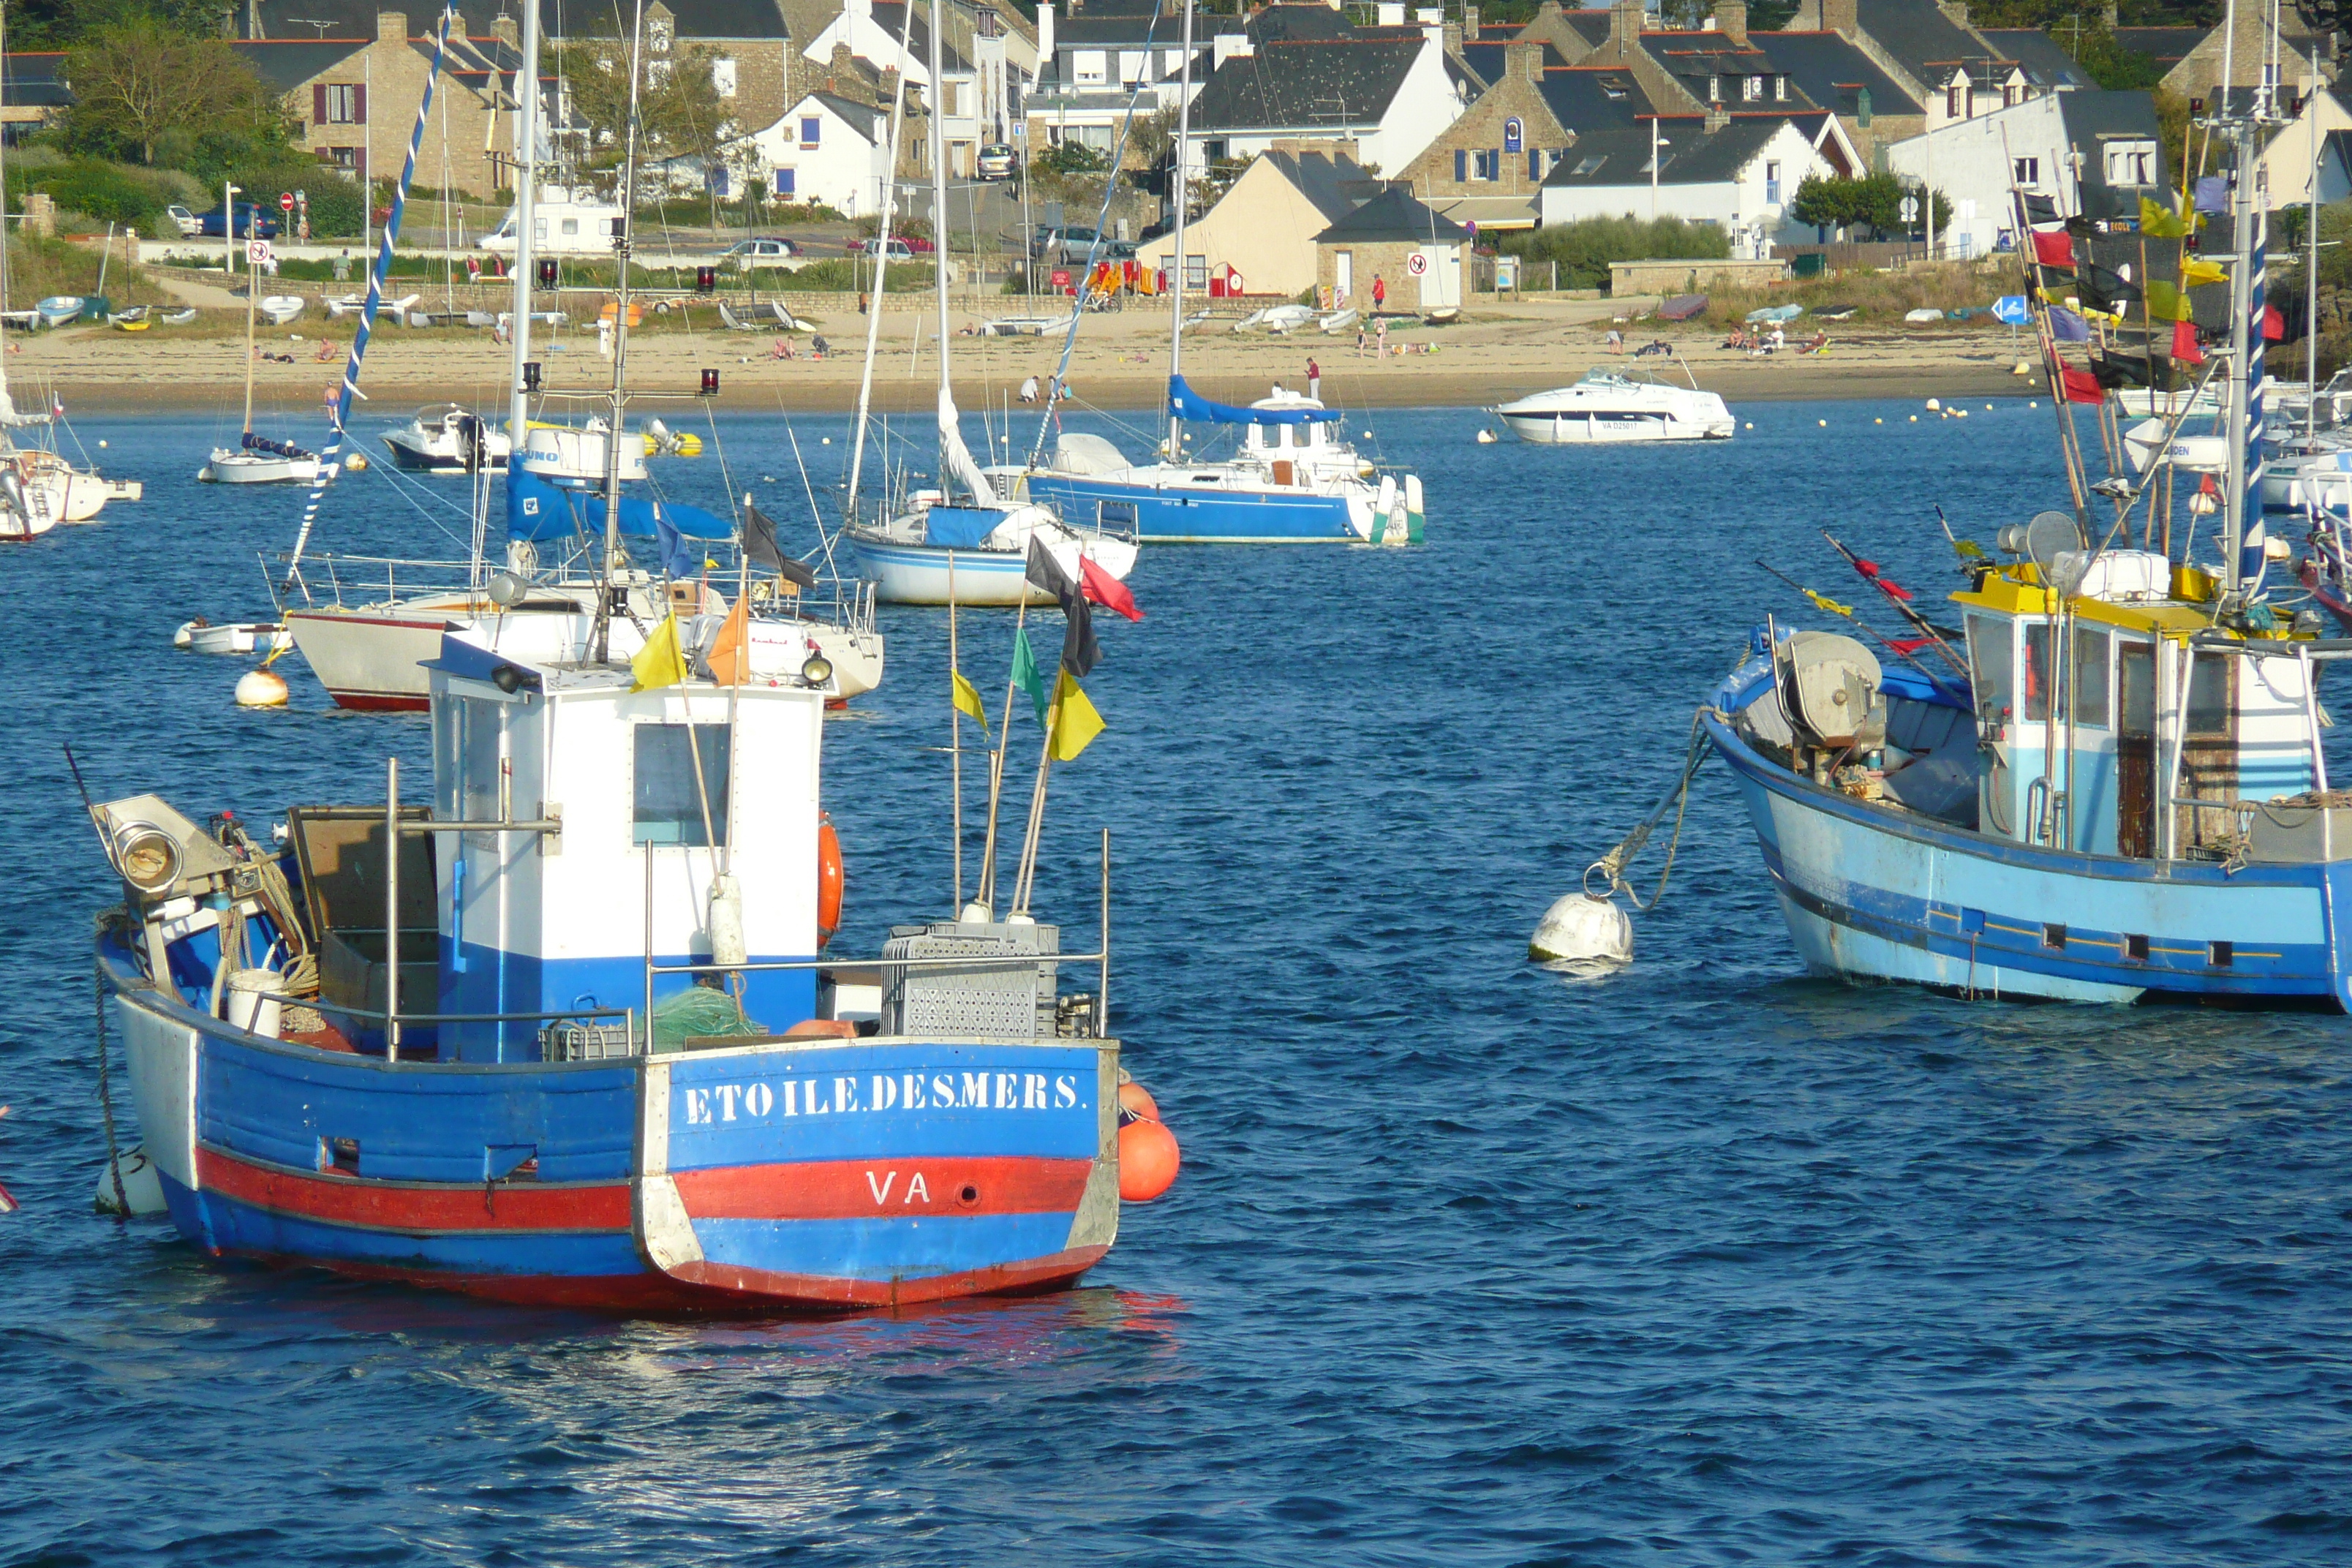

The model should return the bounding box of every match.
[61,18,289,165]
[1790,173,1948,240]
[1499,215,1730,290]
[554,39,732,170]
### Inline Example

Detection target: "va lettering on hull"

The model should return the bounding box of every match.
[681,1071,1085,1126]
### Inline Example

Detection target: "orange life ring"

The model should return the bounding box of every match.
[816,813,843,948]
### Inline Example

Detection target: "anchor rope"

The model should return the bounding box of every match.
[91,951,127,1219]
[1586,707,1711,913]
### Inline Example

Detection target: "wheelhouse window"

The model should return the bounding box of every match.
[1967,614,2014,724]
[633,723,731,846]
[2072,625,2111,728]
[2186,653,2232,736]
[2023,622,2055,721]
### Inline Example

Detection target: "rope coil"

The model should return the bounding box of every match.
[1585,709,1713,912]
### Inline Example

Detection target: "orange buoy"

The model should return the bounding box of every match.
[1117,1080,1161,1122]
[815,812,843,948]
[1118,1115,1180,1202]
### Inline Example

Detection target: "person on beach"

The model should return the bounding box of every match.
[1375,317,1388,359]
[1354,326,1365,358]
[1371,275,1386,312]
[1019,374,1040,403]
[1605,328,1624,353]
[1307,358,1320,400]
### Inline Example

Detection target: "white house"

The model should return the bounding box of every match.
[1537,114,1838,257]
[747,91,893,216]
[1883,89,2167,257]
[2257,89,2352,211]
[1185,23,1463,176]
[800,0,993,176]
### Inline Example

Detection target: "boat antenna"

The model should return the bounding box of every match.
[842,7,916,529]
[590,0,651,666]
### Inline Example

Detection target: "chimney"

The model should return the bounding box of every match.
[1716,0,1746,46]
[1509,38,1542,81]
[1443,17,1462,54]
[1377,1,1404,21]
[1821,0,1855,37]
[1705,104,1729,130]
[1607,0,1643,53]
[1938,0,1968,25]
[1038,2,1054,65]
[377,9,407,42]
[1464,3,1480,36]
[1213,28,1253,65]
[491,11,518,45]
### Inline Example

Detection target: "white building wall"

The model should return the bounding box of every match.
[748,97,892,216]
[1536,126,1828,254]
[1884,94,2074,258]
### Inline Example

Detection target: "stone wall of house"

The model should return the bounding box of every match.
[1399,42,1564,201]
[294,13,510,198]
[1316,238,1420,306]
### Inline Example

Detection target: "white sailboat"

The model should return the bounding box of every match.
[846,0,1137,603]
[199,236,324,485]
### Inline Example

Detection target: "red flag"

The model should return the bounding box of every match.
[2264,303,2286,341]
[2061,366,2105,404]
[2030,229,2075,268]
[1852,557,1914,601]
[2172,317,2203,364]
[1077,555,1142,621]
[1886,637,1936,655]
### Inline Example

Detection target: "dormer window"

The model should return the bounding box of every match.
[1708,75,1720,102]
[1774,74,1787,100]
[1744,73,1763,100]
[1947,83,1965,118]
[1602,77,1627,99]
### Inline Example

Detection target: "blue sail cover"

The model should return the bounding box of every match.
[505,461,731,543]
[924,505,1011,548]
[1167,374,1327,426]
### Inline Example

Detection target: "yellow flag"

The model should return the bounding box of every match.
[2180,256,2226,289]
[1804,588,1853,617]
[706,596,751,686]
[952,668,985,724]
[631,611,690,691]
[2139,196,2191,238]
[1049,668,1104,761]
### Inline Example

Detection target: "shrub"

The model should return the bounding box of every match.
[1499,216,1730,291]
[12,159,176,234]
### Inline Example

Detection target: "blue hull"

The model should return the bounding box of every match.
[1702,673,2352,1009]
[1025,472,1357,543]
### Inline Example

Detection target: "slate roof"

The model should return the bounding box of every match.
[1189,37,1425,131]
[1744,29,1922,118]
[1055,11,1187,46]
[1856,0,2001,85]
[805,88,887,139]
[1536,64,1659,132]
[3,52,72,110]
[230,38,372,91]
[1976,28,2095,90]
[1247,4,1360,44]
[244,0,789,43]
[1458,39,1571,88]
[1539,113,1789,187]
[870,1,973,71]
[1311,183,1472,243]
[2110,25,2204,67]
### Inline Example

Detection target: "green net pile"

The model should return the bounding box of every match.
[650,986,764,1052]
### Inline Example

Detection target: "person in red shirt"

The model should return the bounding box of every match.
[1307,357,1321,400]
[1371,275,1386,312]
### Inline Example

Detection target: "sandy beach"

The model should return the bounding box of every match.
[19,294,2046,416]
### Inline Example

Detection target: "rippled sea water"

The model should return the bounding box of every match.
[6,398,2352,1567]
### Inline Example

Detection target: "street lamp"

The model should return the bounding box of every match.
[1650,121,1671,224]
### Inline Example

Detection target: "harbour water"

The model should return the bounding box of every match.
[6,402,2352,1564]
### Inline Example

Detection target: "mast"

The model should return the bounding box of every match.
[2307,45,2321,442]
[843,10,916,524]
[241,239,258,437]
[506,0,543,447]
[931,0,952,478]
[1165,0,1193,461]
[590,0,649,665]
[2220,53,2273,603]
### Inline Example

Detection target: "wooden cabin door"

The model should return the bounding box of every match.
[2117,639,2155,857]
[2174,650,2239,854]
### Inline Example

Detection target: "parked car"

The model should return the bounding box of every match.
[167,204,200,237]
[856,235,935,259]
[719,236,801,267]
[1041,227,1104,263]
[976,143,1018,181]
[197,203,279,239]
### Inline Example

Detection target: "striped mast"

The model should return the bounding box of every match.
[282,2,460,601]
[2220,0,2276,604]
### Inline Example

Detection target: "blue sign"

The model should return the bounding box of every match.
[1503,116,1523,154]
[1992,295,2030,325]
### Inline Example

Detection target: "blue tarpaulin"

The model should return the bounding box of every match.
[504,461,732,546]
[1168,374,1326,426]
[924,505,1009,548]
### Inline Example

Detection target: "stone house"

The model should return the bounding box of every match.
[1137,145,1384,298]
[1313,184,1472,308]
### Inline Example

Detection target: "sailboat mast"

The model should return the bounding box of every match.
[930,0,951,465]
[843,9,916,524]
[2308,45,2321,442]
[505,0,543,446]
[2221,102,2268,600]
[1166,0,1193,460]
[591,0,649,664]
[242,242,258,436]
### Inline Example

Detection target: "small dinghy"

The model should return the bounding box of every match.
[159,306,199,326]
[1745,304,1804,324]
[257,295,306,325]
[110,306,150,331]
[173,618,293,655]
[1422,306,1460,326]
[34,295,83,328]
[382,404,511,474]
[1904,307,1946,323]
[1318,308,1357,333]
[1656,294,1710,322]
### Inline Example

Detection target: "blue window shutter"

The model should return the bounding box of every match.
[1455,148,1466,181]
[774,167,795,196]
[1529,148,1540,179]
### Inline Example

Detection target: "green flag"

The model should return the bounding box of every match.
[1011,626,1049,724]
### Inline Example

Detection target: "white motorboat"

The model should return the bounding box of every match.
[381,404,512,474]
[1488,366,1735,443]
[173,619,293,655]
[257,295,305,325]
[2123,416,2228,475]
[2115,385,2224,418]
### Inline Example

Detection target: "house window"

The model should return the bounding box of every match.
[2105,139,2157,186]
[2003,81,2019,107]
[801,116,821,147]
[1765,159,1781,204]
[649,59,672,88]
[1573,154,1605,176]
[1185,253,1206,289]
[1075,49,1107,85]
[320,83,363,124]
[633,724,731,847]
[1774,74,1787,101]
[328,145,360,169]
[1118,50,1145,84]
[1744,74,1763,101]
[708,165,730,197]
[2013,155,2039,185]
[1708,74,1720,102]
[1946,83,1965,118]
[1528,148,1540,179]
[713,58,737,98]
[774,166,796,197]
[1472,148,1499,181]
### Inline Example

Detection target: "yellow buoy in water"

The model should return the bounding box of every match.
[1910,415,1919,422]
[1818,418,1828,427]
[1874,417,1883,424]
[235,669,289,708]
[1925,397,1942,411]
[346,452,369,472]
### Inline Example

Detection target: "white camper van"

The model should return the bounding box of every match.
[478,187,627,257]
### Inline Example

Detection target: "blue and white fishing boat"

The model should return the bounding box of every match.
[88,619,1152,1308]
[1632,91,2352,1009]
[842,1,1136,606]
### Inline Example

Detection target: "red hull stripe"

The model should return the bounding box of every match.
[665,1245,1111,1308]
[670,1156,1093,1221]
[328,692,430,713]
[197,1147,632,1234]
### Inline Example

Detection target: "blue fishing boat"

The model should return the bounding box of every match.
[1627,97,2352,1009]
[88,628,1150,1308]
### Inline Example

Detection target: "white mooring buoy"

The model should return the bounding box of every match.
[1529,892,1634,966]
[95,1146,168,1215]
[235,668,289,708]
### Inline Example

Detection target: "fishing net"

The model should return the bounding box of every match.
[651,985,764,1052]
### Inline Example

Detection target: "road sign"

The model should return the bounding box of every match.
[279,192,294,212]
[1406,251,1429,276]
[1992,295,2030,325]
[1899,195,1919,224]
[247,239,274,265]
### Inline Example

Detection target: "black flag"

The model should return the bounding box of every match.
[1025,537,1098,677]
[743,501,818,590]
